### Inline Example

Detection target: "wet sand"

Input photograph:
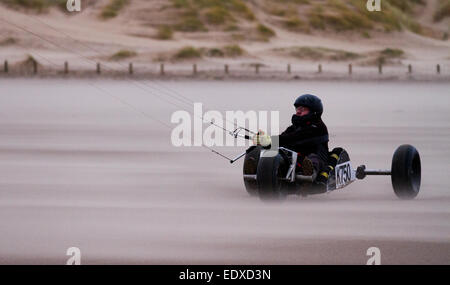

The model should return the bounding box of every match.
[0,79,449,264]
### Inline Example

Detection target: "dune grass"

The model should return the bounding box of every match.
[110,50,137,60]
[0,37,17,45]
[174,9,208,32]
[205,6,233,25]
[355,0,423,33]
[283,46,360,61]
[155,25,174,40]
[228,0,255,20]
[308,3,373,32]
[371,48,405,65]
[0,0,66,12]
[206,48,225,57]
[100,0,129,19]
[224,44,244,56]
[388,0,425,13]
[257,24,276,38]
[171,0,255,20]
[303,0,424,34]
[434,0,450,22]
[170,0,254,32]
[173,46,202,60]
[206,44,244,57]
[267,0,309,4]
[283,16,308,32]
[380,48,404,58]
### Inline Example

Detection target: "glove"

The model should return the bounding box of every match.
[252,130,272,147]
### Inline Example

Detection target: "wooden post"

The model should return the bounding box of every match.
[378,62,382,74]
[437,64,440,74]
[193,64,197,75]
[129,62,133,75]
[318,64,322,73]
[224,64,229,74]
[33,60,37,74]
[4,60,8,73]
[160,63,164,75]
[96,62,101,74]
[348,64,352,75]
[255,64,259,74]
[287,64,291,74]
[64,61,68,74]
[408,64,412,74]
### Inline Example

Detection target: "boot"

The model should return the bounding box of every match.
[301,157,315,176]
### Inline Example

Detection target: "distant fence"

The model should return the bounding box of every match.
[1,59,449,80]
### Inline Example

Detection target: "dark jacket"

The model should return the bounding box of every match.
[277,116,329,163]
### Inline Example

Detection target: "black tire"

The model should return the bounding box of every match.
[256,153,287,201]
[391,144,421,199]
[243,146,262,196]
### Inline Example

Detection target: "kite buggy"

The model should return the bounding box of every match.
[219,94,422,201]
[233,143,421,200]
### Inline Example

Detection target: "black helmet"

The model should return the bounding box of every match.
[294,94,323,117]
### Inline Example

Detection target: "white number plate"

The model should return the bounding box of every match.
[335,161,355,189]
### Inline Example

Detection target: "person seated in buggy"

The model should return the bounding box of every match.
[253,94,330,188]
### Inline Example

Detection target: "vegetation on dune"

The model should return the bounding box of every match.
[175,44,245,59]
[0,37,17,45]
[308,10,373,31]
[434,0,450,22]
[170,0,254,32]
[0,0,66,12]
[260,0,425,35]
[380,48,404,58]
[275,46,407,65]
[258,0,426,37]
[257,23,276,39]
[167,0,428,37]
[0,0,438,39]
[224,23,239,31]
[283,16,308,32]
[173,46,202,60]
[388,0,425,13]
[365,48,405,65]
[155,25,174,40]
[228,0,255,20]
[205,6,233,25]
[280,46,360,61]
[110,50,137,60]
[100,0,129,19]
[354,0,424,33]
[174,10,208,32]
[206,45,244,57]
[263,0,307,18]
[306,0,424,33]
[171,0,255,20]
[267,0,309,4]
[183,44,246,58]
[223,44,244,56]
[206,48,225,57]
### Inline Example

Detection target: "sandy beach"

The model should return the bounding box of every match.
[0,79,449,264]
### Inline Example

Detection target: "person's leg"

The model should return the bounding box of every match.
[302,153,321,174]
[302,154,328,185]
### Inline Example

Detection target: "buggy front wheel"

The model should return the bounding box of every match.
[256,153,287,201]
